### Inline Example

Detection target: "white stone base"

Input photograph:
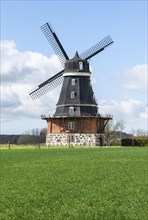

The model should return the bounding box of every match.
[46,133,107,146]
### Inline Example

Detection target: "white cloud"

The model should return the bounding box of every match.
[1,40,61,123]
[1,40,61,83]
[99,98,147,132]
[99,100,120,117]
[121,64,147,92]
[139,106,148,120]
[120,98,142,117]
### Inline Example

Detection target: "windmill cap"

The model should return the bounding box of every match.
[64,51,90,73]
[73,51,82,59]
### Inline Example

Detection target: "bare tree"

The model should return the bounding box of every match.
[31,128,40,137]
[17,128,47,146]
[135,129,148,137]
[39,128,47,143]
[130,129,136,147]
[105,119,126,146]
[118,120,126,145]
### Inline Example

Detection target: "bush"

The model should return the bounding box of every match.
[110,140,120,146]
[17,135,39,145]
[121,138,148,146]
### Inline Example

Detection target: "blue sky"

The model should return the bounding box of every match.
[1,0,147,134]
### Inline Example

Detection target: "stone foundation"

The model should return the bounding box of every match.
[46,133,107,146]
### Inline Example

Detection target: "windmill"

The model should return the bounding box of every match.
[29,22,113,146]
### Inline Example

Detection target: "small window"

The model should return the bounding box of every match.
[69,107,74,115]
[68,122,75,130]
[71,91,75,99]
[67,135,75,143]
[72,79,76,85]
[79,62,83,70]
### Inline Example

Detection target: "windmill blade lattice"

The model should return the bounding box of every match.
[41,22,69,67]
[80,35,113,60]
[29,70,64,100]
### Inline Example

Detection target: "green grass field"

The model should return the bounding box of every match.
[0,147,147,220]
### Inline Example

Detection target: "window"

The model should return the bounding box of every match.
[68,122,75,130]
[69,107,74,115]
[67,135,75,143]
[72,79,76,85]
[79,61,83,70]
[70,91,75,99]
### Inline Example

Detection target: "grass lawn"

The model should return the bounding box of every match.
[0,147,147,220]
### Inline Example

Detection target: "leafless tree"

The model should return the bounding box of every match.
[105,119,126,146]
[17,128,47,145]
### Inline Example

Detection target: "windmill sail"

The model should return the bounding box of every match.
[41,22,69,67]
[80,35,113,60]
[29,70,64,100]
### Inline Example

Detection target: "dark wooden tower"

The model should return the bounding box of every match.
[29,22,113,146]
[54,51,98,117]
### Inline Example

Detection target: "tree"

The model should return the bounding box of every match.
[17,135,36,145]
[17,128,47,145]
[39,128,47,143]
[135,129,148,146]
[118,120,126,145]
[31,128,40,137]
[105,119,126,146]
[135,129,148,137]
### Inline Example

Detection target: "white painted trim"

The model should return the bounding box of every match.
[63,72,91,77]
[56,104,98,107]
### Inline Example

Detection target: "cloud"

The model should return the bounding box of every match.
[1,40,61,83]
[99,98,146,120]
[99,98,147,131]
[121,98,142,118]
[121,64,147,92]
[1,40,61,122]
[139,106,148,120]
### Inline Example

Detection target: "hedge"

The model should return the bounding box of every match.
[121,138,148,146]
